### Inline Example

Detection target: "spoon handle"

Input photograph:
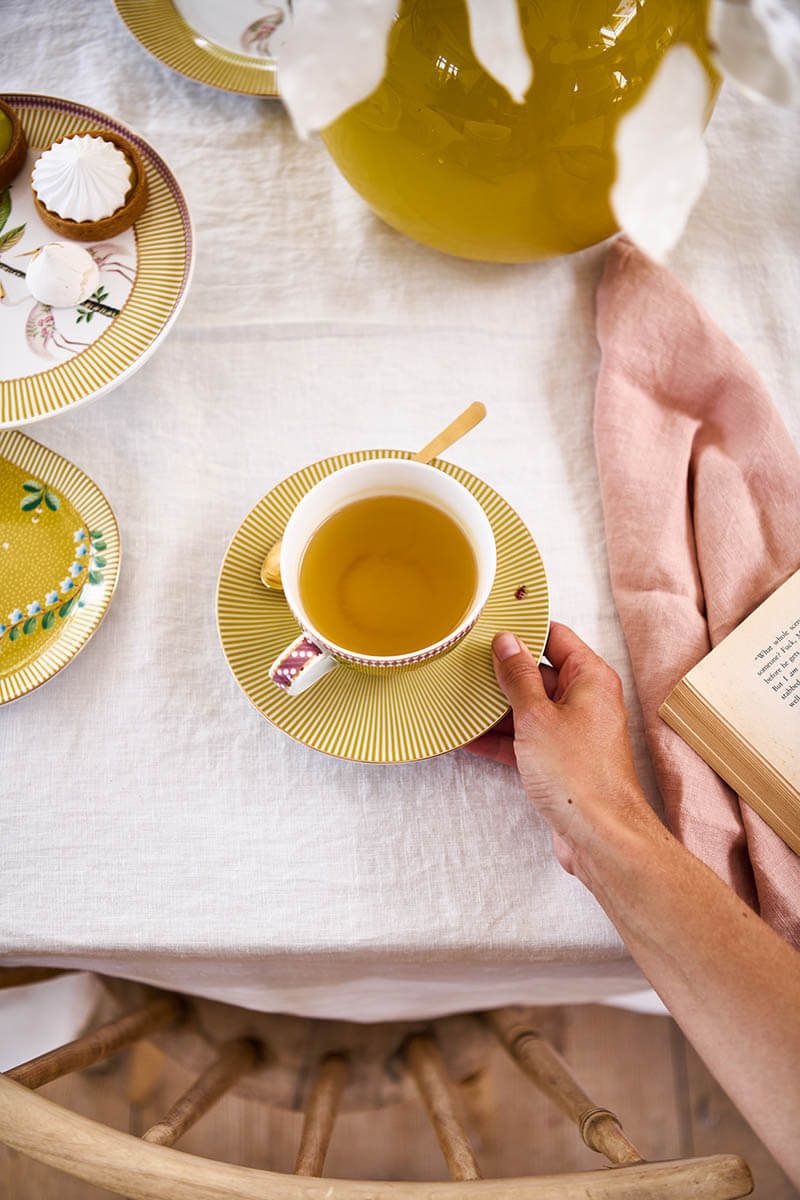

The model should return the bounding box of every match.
[261,539,283,590]
[412,401,486,465]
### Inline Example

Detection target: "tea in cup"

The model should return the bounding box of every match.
[269,458,496,695]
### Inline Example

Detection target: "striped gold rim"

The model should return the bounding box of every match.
[0,430,121,705]
[114,0,280,97]
[0,95,193,429]
[216,450,550,764]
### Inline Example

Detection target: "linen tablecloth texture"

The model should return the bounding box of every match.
[1,2,799,1021]
[595,239,800,947]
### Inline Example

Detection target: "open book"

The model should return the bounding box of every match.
[659,569,800,855]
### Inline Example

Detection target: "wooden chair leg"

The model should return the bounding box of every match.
[5,994,183,1090]
[457,1067,496,1155]
[126,1041,167,1108]
[294,1053,349,1177]
[486,1007,643,1165]
[406,1035,482,1182]
[143,1038,259,1147]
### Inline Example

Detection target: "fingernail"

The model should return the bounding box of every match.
[493,632,520,661]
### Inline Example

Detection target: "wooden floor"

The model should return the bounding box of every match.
[1,1004,796,1198]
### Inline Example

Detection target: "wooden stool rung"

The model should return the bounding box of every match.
[5,994,183,1090]
[142,1038,258,1147]
[406,1035,482,1182]
[486,1007,643,1165]
[293,1052,349,1177]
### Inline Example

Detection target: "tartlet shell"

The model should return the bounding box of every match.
[0,98,28,190]
[31,128,148,241]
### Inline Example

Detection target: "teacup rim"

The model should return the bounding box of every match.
[279,457,497,665]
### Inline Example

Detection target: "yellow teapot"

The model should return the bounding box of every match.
[322,0,718,262]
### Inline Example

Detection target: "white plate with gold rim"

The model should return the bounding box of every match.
[0,94,193,429]
[216,449,550,764]
[114,0,282,97]
[0,429,121,705]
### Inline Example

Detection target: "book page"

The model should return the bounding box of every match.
[685,570,800,787]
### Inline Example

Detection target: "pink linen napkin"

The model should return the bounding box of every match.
[594,237,800,946]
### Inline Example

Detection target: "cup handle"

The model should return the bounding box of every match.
[268,633,337,696]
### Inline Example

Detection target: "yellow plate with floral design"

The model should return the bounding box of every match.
[114,0,281,96]
[216,449,550,764]
[0,94,193,428]
[0,430,121,705]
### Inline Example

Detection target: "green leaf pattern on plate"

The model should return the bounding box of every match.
[18,478,60,513]
[0,187,26,263]
[0,188,11,234]
[0,528,106,644]
[0,224,25,252]
[76,285,110,325]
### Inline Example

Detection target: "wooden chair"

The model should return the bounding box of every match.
[0,969,753,1199]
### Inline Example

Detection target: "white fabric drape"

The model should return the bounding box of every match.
[1,2,798,1033]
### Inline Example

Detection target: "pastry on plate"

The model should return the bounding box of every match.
[0,98,28,189]
[31,129,148,241]
[25,241,100,308]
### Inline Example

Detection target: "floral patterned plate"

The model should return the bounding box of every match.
[0,94,193,428]
[0,429,120,705]
[114,0,282,96]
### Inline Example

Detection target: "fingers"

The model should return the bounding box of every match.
[492,632,549,714]
[464,729,516,767]
[493,664,558,704]
[472,675,552,753]
[539,663,559,700]
[543,623,626,722]
[492,712,515,736]
[544,621,596,671]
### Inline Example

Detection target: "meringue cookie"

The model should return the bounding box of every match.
[26,242,100,308]
[32,135,132,223]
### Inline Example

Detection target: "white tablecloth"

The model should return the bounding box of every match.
[2,2,799,1028]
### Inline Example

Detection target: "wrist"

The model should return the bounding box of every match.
[566,782,665,894]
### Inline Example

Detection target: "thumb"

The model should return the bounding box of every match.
[492,632,548,715]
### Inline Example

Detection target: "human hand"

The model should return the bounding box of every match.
[466,622,654,879]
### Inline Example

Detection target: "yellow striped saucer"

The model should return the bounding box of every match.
[0,430,121,705]
[216,450,550,764]
[114,0,281,97]
[0,95,193,429]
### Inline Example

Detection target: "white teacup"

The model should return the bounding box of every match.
[268,458,497,696]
